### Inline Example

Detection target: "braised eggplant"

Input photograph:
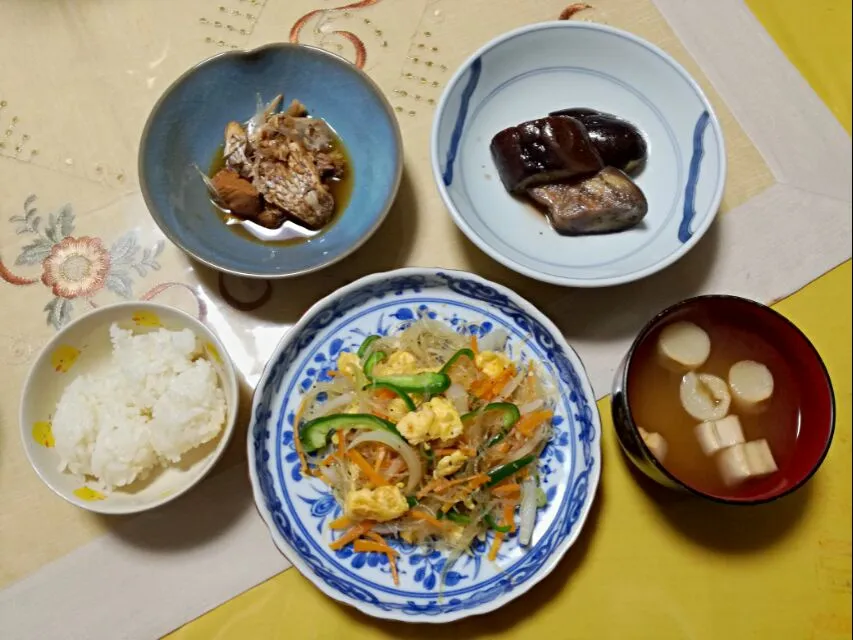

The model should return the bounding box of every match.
[549,108,647,174]
[527,167,648,235]
[490,116,603,193]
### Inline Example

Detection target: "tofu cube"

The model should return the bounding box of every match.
[638,427,668,462]
[716,439,778,487]
[695,415,746,456]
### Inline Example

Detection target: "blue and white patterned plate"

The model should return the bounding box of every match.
[431,22,726,287]
[248,268,602,622]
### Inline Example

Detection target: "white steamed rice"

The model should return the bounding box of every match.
[52,323,227,490]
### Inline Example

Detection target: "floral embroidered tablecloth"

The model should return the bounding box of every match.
[0,0,849,638]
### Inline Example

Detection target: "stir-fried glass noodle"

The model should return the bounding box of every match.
[294,319,557,585]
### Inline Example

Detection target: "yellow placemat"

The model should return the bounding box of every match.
[170,1,853,637]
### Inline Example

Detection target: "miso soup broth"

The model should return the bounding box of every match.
[627,312,801,497]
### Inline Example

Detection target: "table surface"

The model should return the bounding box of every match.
[170,1,853,638]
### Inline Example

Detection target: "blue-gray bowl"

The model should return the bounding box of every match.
[139,44,402,279]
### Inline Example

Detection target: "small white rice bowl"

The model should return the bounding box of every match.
[53,324,226,490]
[20,302,238,514]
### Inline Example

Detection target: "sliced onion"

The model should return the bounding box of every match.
[498,367,527,400]
[508,427,547,462]
[445,383,469,413]
[321,392,355,415]
[479,329,508,352]
[519,477,537,546]
[348,430,423,494]
[517,399,544,415]
[319,466,339,485]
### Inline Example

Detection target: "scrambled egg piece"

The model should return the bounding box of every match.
[344,485,409,522]
[475,351,512,379]
[434,450,469,478]
[396,397,463,445]
[372,350,420,376]
[446,523,465,545]
[336,351,361,382]
[386,397,410,421]
[346,402,361,414]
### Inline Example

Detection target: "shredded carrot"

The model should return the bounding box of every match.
[389,553,400,583]
[450,473,488,490]
[373,447,387,473]
[488,531,505,561]
[336,428,346,460]
[503,503,516,533]
[409,510,446,529]
[354,540,400,555]
[470,377,492,399]
[417,472,488,499]
[373,388,397,401]
[366,532,400,585]
[329,522,374,550]
[516,410,554,437]
[327,369,340,377]
[416,478,448,498]
[365,531,387,545]
[488,367,516,399]
[329,515,353,530]
[496,442,511,454]
[466,473,490,489]
[470,335,479,355]
[347,449,388,486]
[320,453,336,467]
[491,483,521,498]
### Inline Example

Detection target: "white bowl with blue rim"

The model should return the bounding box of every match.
[248,267,602,622]
[431,22,726,287]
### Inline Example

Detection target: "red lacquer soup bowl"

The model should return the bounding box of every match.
[610,295,835,505]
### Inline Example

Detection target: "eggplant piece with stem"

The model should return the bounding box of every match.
[490,116,603,193]
[527,167,648,235]
[549,108,647,174]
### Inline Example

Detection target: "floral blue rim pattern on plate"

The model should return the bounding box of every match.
[247,268,602,622]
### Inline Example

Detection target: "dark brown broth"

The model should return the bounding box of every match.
[628,319,800,496]
[207,129,353,246]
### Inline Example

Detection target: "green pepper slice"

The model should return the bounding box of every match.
[485,454,536,487]
[362,350,387,377]
[484,512,512,533]
[462,402,520,429]
[370,372,451,395]
[439,348,475,374]
[463,403,521,449]
[406,495,419,508]
[357,335,381,359]
[445,510,471,525]
[363,381,416,411]
[299,413,401,453]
